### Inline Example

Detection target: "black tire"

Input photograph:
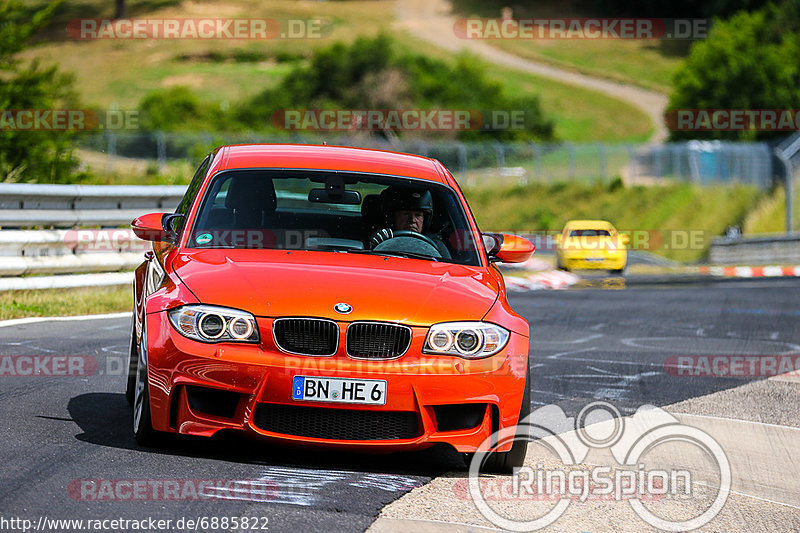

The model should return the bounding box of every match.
[132,318,161,447]
[125,317,137,405]
[468,368,531,474]
[611,266,626,276]
[133,379,159,447]
[556,258,569,272]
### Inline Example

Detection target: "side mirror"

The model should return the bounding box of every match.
[620,234,630,246]
[132,212,183,243]
[485,233,535,263]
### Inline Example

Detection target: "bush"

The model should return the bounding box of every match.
[238,34,555,142]
[138,86,225,131]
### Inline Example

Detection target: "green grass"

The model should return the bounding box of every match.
[395,30,653,143]
[450,0,686,93]
[743,182,800,234]
[481,63,652,142]
[477,32,682,94]
[0,286,131,320]
[20,0,653,143]
[464,181,763,262]
[21,0,400,109]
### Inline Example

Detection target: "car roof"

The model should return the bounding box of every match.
[214,144,448,184]
[564,219,616,230]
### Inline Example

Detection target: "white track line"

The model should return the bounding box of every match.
[371,517,504,532]
[0,311,131,328]
[692,481,800,512]
[546,356,664,367]
[546,347,597,359]
[672,412,800,432]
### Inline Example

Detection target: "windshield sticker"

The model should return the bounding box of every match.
[196,233,213,245]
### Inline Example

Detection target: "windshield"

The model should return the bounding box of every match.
[187,169,482,266]
[568,229,612,237]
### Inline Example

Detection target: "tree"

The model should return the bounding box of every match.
[115,0,126,19]
[668,0,800,140]
[0,0,80,182]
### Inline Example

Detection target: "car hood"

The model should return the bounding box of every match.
[170,249,499,325]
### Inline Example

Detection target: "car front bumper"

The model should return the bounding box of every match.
[144,312,529,453]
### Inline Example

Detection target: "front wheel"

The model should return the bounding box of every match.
[466,369,531,474]
[132,318,161,447]
[125,317,137,405]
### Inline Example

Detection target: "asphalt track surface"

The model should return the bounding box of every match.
[0,276,798,532]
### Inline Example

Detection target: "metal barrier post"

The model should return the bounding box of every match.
[776,152,793,233]
[156,131,167,172]
[597,143,607,181]
[567,143,576,181]
[457,143,467,181]
[105,131,116,174]
[493,141,505,180]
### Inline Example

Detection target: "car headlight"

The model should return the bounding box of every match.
[168,305,260,343]
[423,322,510,358]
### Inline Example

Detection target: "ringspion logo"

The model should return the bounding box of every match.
[468,402,730,531]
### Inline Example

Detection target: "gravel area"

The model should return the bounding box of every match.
[666,377,800,428]
[370,376,800,532]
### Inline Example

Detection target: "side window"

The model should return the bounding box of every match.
[174,155,211,232]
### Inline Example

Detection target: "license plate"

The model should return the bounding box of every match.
[292,376,387,405]
[584,257,604,262]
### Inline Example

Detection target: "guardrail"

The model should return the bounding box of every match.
[709,233,800,265]
[0,183,186,288]
[3,182,800,290]
[0,183,185,227]
[0,230,144,276]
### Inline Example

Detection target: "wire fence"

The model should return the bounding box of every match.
[76,131,778,189]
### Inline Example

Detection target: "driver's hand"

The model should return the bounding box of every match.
[368,228,393,248]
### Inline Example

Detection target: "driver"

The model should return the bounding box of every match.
[368,188,451,259]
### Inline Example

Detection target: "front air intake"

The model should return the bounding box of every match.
[253,403,421,440]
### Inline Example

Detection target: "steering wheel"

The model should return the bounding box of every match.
[390,230,438,248]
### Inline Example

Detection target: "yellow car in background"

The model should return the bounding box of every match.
[556,220,628,274]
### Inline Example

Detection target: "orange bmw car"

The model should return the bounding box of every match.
[127,144,534,472]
